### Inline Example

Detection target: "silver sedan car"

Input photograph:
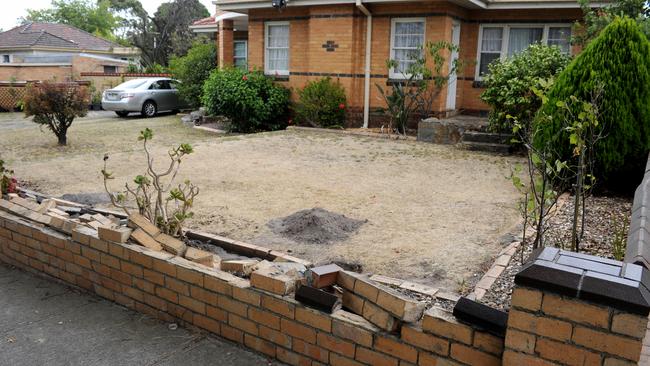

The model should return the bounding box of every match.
[102,78,187,118]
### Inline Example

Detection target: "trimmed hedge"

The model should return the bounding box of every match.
[202,68,290,132]
[535,17,650,188]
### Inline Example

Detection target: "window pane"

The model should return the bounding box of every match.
[507,28,543,56]
[266,24,289,73]
[479,52,500,75]
[234,42,246,57]
[548,27,571,54]
[234,58,247,69]
[392,20,424,76]
[268,25,288,47]
[481,28,503,52]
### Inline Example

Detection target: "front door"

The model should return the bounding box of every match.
[446,21,461,111]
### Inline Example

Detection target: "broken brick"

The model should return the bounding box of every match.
[376,286,426,323]
[185,247,216,267]
[308,264,343,289]
[130,228,163,251]
[155,233,187,256]
[251,266,300,295]
[362,300,400,332]
[221,259,259,275]
[97,225,132,243]
[127,213,160,237]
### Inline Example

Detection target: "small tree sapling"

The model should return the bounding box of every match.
[102,128,199,237]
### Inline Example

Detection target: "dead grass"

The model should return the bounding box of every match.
[1,112,524,290]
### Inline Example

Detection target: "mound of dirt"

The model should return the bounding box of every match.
[267,208,366,244]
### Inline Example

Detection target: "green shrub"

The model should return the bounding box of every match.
[202,68,290,132]
[169,41,217,108]
[535,17,650,188]
[23,82,88,146]
[481,44,571,132]
[295,77,347,128]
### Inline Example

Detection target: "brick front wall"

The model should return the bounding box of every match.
[246,2,582,126]
[505,287,647,365]
[0,210,504,366]
[1,205,649,365]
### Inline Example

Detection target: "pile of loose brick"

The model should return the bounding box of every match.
[0,194,218,269]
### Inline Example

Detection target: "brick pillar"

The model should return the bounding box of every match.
[218,20,234,68]
[503,247,650,365]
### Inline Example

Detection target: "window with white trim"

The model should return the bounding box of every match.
[476,24,572,79]
[2,55,10,63]
[234,40,248,70]
[265,22,289,76]
[390,18,426,79]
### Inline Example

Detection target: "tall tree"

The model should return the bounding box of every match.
[23,0,120,40]
[106,0,209,67]
[574,0,650,45]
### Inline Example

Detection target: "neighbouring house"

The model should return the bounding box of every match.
[0,22,140,82]
[204,0,588,127]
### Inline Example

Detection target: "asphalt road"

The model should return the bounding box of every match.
[0,263,284,366]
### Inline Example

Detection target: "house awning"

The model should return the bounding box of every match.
[190,12,248,33]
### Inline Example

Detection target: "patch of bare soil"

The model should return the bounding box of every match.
[267,207,366,245]
[481,195,631,310]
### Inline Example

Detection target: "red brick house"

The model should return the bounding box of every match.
[0,22,139,82]
[205,0,590,127]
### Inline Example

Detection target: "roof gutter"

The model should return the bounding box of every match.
[356,0,371,129]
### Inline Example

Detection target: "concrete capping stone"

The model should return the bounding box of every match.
[626,153,650,268]
[517,247,650,315]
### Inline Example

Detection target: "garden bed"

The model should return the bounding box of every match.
[478,195,632,310]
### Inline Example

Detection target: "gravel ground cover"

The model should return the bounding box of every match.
[480,195,632,310]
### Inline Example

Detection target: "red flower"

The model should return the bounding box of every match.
[338,103,346,110]
[242,75,248,81]
[288,119,293,125]
[8,178,17,194]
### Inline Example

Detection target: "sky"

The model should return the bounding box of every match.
[0,1,216,31]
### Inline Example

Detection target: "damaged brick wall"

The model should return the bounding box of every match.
[0,210,503,365]
[1,209,648,366]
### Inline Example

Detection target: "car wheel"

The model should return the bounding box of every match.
[115,111,129,118]
[142,101,157,118]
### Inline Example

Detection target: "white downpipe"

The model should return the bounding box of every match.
[356,0,371,128]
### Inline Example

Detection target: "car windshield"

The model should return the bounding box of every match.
[114,79,148,90]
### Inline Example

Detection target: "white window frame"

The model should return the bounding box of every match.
[234,40,248,69]
[264,21,290,76]
[475,23,572,81]
[389,17,426,80]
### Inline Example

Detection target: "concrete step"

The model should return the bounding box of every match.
[461,131,513,144]
[460,141,512,154]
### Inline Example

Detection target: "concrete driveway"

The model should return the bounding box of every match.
[0,263,284,366]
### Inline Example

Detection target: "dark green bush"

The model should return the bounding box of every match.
[535,17,650,188]
[295,77,347,128]
[481,44,571,132]
[202,68,290,132]
[170,40,217,108]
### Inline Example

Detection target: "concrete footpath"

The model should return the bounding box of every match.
[0,263,285,366]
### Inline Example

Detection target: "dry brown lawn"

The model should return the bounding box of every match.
[0,112,523,291]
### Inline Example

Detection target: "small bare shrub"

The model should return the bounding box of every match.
[102,128,199,237]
